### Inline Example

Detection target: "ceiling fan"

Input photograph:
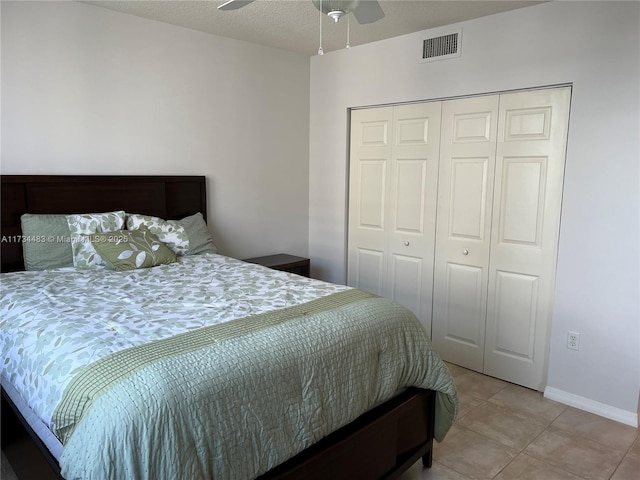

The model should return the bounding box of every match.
[218,0,385,25]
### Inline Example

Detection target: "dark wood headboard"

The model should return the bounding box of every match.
[1,175,207,272]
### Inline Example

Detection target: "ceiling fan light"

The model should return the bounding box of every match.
[328,10,345,22]
[312,1,360,20]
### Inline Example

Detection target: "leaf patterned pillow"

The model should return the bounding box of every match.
[86,228,176,271]
[126,214,189,256]
[66,211,126,267]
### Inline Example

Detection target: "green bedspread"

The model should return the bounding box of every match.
[55,289,457,480]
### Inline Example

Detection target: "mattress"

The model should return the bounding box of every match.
[1,253,457,479]
[2,377,63,460]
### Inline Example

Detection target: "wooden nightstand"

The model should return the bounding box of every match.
[243,254,310,278]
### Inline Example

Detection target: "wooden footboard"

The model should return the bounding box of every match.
[259,388,435,480]
[2,386,435,480]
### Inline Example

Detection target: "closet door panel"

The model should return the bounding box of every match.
[484,87,571,390]
[432,95,499,371]
[449,157,490,240]
[386,102,441,332]
[348,107,394,294]
[390,254,424,317]
[491,270,539,360]
[354,248,386,296]
[497,157,547,246]
[442,262,486,346]
[395,159,427,233]
[358,160,387,228]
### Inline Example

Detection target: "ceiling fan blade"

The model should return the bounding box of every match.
[352,0,385,24]
[218,0,255,11]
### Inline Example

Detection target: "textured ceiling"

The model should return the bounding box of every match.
[84,0,544,56]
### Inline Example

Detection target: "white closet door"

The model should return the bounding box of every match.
[483,87,571,390]
[385,102,441,332]
[431,95,500,371]
[347,107,394,296]
[348,103,441,332]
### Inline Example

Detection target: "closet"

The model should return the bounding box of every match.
[347,86,571,390]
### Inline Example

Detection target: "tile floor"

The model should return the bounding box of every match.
[400,363,640,480]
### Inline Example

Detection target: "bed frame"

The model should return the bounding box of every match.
[0,175,436,479]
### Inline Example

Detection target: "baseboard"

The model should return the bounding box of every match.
[544,387,638,428]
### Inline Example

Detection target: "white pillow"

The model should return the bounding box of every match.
[66,211,126,267]
[126,214,189,256]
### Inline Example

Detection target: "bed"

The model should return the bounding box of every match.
[0,175,457,480]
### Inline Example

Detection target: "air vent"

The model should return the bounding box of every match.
[420,29,462,63]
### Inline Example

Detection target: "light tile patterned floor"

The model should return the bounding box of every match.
[400,363,640,480]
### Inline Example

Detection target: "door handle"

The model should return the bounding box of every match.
[462,249,469,255]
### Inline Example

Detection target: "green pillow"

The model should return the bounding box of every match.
[178,213,218,255]
[20,213,74,270]
[126,214,189,256]
[67,211,126,268]
[126,212,218,256]
[87,228,176,271]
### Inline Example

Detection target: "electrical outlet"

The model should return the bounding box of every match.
[567,331,580,350]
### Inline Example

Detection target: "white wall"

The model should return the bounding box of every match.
[1,1,311,260]
[309,1,639,421]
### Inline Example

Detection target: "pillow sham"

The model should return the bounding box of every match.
[87,228,177,271]
[177,212,218,255]
[66,211,126,268]
[126,214,189,255]
[20,213,74,270]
